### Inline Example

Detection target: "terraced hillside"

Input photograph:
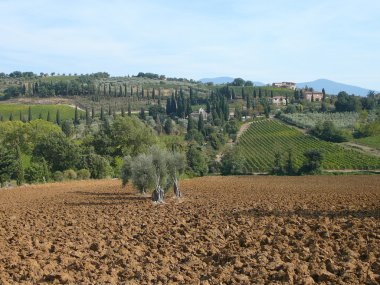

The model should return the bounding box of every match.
[237,120,380,172]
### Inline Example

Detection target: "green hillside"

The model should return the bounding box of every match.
[0,104,84,122]
[236,119,380,172]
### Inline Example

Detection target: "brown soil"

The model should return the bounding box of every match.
[0,176,379,284]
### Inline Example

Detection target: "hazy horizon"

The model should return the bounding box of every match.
[1,0,379,90]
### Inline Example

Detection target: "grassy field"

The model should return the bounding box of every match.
[354,134,380,150]
[0,104,84,122]
[237,119,380,172]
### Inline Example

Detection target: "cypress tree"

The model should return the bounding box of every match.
[19,111,22,121]
[119,85,123,97]
[241,88,245,99]
[47,111,51,122]
[28,106,32,122]
[152,88,156,100]
[246,94,251,110]
[253,88,257,99]
[92,107,95,119]
[121,107,125,117]
[139,107,145,120]
[100,106,104,120]
[198,113,204,133]
[85,107,90,125]
[74,106,79,125]
[322,88,326,102]
[38,113,42,119]
[187,116,194,132]
[130,86,133,98]
[185,98,191,118]
[128,103,132,117]
[108,105,112,116]
[158,88,161,105]
[166,98,171,115]
[108,84,111,96]
[124,84,127,97]
[56,110,61,125]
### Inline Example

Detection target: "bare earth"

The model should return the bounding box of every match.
[0,176,379,284]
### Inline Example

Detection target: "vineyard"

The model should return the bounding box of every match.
[236,119,380,172]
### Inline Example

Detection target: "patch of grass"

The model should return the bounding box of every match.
[0,104,84,122]
[354,135,380,150]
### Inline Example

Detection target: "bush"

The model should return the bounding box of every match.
[77,169,91,180]
[63,169,77,180]
[299,149,324,175]
[121,155,132,187]
[220,148,247,175]
[25,160,50,183]
[53,171,64,182]
[311,121,347,142]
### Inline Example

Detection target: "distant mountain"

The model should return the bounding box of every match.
[199,77,265,86]
[296,79,375,96]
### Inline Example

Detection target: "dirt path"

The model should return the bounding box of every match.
[342,141,380,158]
[216,121,253,162]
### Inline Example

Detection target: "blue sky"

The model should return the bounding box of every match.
[0,0,379,89]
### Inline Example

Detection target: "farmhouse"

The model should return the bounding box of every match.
[269,96,287,105]
[302,91,323,102]
[272,82,296,90]
[190,107,208,120]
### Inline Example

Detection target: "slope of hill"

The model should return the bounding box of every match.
[237,119,380,172]
[199,77,265,86]
[296,79,375,96]
[199,77,234,84]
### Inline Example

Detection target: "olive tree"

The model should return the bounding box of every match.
[130,154,155,194]
[149,145,169,203]
[121,145,187,202]
[167,152,186,198]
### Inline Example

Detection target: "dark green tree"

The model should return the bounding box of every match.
[100,106,104,120]
[186,145,208,176]
[299,149,324,175]
[128,103,132,117]
[198,113,204,133]
[139,107,146,120]
[74,106,79,125]
[28,106,32,122]
[33,135,80,172]
[187,116,195,132]
[0,145,16,187]
[164,118,173,135]
[56,109,61,125]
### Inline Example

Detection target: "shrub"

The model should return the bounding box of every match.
[77,169,91,180]
[25,160,50,183]
[299,149,324,175]
[220,148,247,175]
[53,171,64,182]
[63,169,77,180]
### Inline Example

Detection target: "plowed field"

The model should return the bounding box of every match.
[0,176,379,284]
